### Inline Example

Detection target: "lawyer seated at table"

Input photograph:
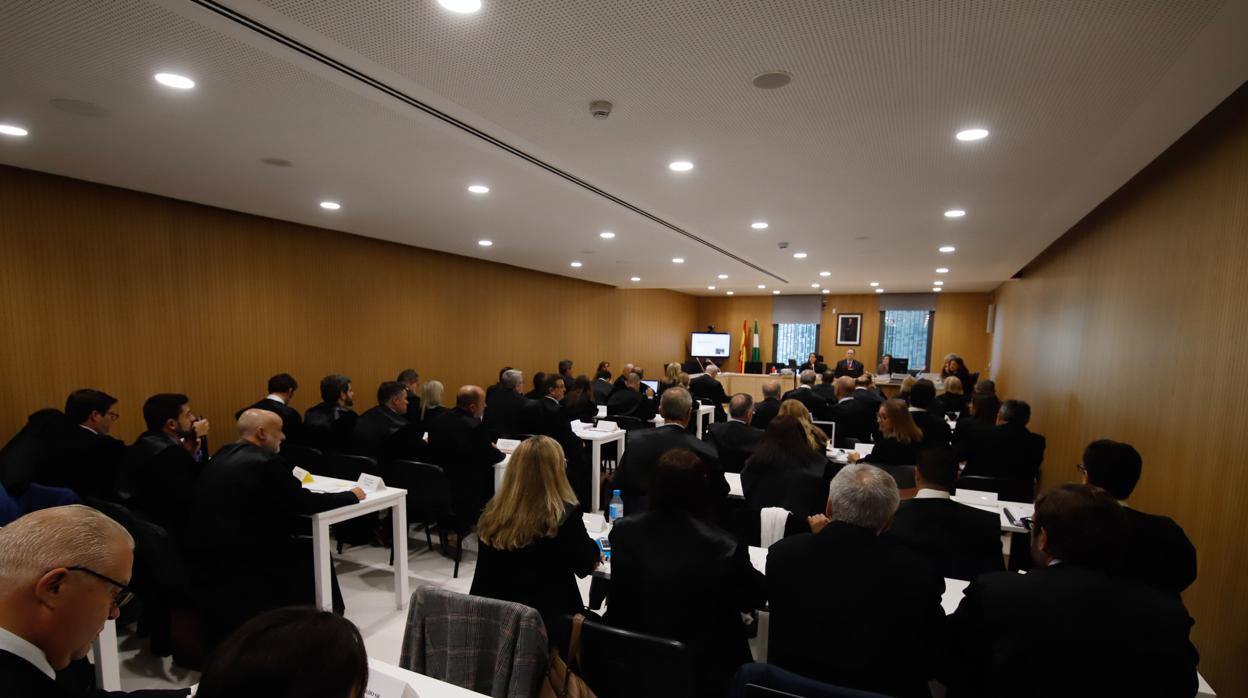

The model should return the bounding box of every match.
[848,400,923,466]
[740,415,830,539]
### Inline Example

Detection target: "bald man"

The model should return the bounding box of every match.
[0,505,188,696]
[186,409,364,652]
[426,386,504,526]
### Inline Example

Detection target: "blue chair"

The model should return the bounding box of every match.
[729,663,891,698]
[18,483,81,514]
[0,483,21,525]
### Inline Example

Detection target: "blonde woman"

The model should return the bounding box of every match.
[778,399,828,454]
[896,374,917,404]
[849,399,923,465]
[678,371,691,389]
[470,436,600,633]
[418,380,446,426]
[658,362,681,396]
[935,376,968,416]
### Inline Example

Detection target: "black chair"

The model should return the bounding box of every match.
[730,662,890,698]
[324,454,380,550]
[323,453,376,482]
[955,474,1035,502]
[281,443,326,475]
[610,415,648,431]
[394,460,472,577]
[877,465,916,489]
[574,615,696,698]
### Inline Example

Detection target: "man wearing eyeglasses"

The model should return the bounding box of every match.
[0,504,189,696]
[36,390,127,502]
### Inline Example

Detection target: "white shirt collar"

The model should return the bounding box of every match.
[728,417,747,425]
[0,625,55,680]
[265,393,286,405]
[908,406,924,412]
[78,424,98,435]
[837,396,854,404]
[914,488,951,500]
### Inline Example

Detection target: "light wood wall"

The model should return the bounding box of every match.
[0,165,697,443]
[990,84,1248,695]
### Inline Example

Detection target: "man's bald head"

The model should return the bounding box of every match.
[835,376,856,399]
[456,385,486,418]
[237,408,284,453]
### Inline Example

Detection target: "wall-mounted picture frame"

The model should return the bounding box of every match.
[837,313,862,345]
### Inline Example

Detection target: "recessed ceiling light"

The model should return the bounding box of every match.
[751,71,793,89]
[757,284,766,289]
[707,285,716,290]
[810,283,820,288]
[717,274,728,279]
[599,231,615,239]
[956,128,989,141]
[933,281,944,286]
[726,291,734,295]
[936,267,949,274]
[939,245,956,253]
[944,209,966,218]
[751,221,769,230]
[467,184,489,194]
[570,261,583,268]
[819,271,831,277]
[668,160,694,172]
[478,239,493,247]
[319,201,341,210]
[869,282,879,287]
[792,252,808,259]
[154,73,195,90]
[933,287,943,292]
[672,257,685,264]
[630,276,641,282]
[0,124,29,137]
[437,0,482,13]
[773,290,781,295]
[821,289,830,294]
[875,288,885,293]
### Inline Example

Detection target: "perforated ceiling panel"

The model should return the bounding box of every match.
[1,0,1245,294]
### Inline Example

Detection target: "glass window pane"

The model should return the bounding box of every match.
[880,310,932,371]
[775,323,819,365]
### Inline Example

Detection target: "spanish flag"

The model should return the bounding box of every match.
[739,320,748,372]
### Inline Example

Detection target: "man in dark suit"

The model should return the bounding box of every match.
[426,385,505,524]
[557,359,575,388]
[352,381,424,462]
[614,387,725,513]
[832,348,864,378]
[302,374,358,454]
[907,379,952,447]
[702,393,763,473]
[235,373,303,444]
[781,370,828,418]
[482,369,529,438]
[398,368,423,423]
[953,393,1000,456]
[825,377,874,443]
[0,505,191,698]
[187,409,364,652]
[812,371,838,403]
[689,365,729,422]
[961,399,1046,489]
[524,371,547,400]
[523,374,591,504]
[750,380,783,430]
[852,373,886,410]
[1080,439,1197,595]
[117,393,210,540]
[946,484,1198,696]
[483,366,513,405]
[889,447,1003,580]
[37,389,125,501]
[767,464,944,697]
[606,372,656,421]
[591,368,614,403]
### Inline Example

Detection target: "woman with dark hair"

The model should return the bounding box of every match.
[877,353,893,375]
[953,392,1002,458]
[741,416,830,537]
[607,449,766,697]
[563,374,598,421]
[941,353,973,387]
[195,607,368,698]
[849,399,923,466]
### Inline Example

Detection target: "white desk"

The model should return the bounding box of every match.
[306,476,409,612]
[494,427,626,512]
[952,489,1034,534]
[91,619,120,691]
[368,656,492,697]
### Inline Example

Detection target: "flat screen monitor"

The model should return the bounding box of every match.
[890,357,909,375]
[690,332,731,358]
[641,380,658,393]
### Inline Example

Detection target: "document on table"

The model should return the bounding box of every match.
[304,478,353,494]
[853,442,875,458]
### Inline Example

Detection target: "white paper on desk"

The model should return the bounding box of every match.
[582,512,606,533]
[365,667,419,698]
[592,420,618,432]
[304,480,351,494]
[357,473,384,493]
[853,443,875,457]
[496,438,521,454]
[291,466,310,482]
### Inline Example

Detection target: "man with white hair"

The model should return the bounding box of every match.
[0,505,189,696]
[689,363,729,422]
[482,368,528,438]
[766,464,944,697]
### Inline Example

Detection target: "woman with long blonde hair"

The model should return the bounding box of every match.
[470,436,600,633]
[418,380,446,426]
[778,399,828,453]
[657,362,681,396]
[849,399,923,466]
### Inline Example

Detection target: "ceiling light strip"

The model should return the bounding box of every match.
[186,0,788,283]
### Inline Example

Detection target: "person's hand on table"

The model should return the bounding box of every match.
[847,451,861,463]
[350,487,366,501]
[807,514,830,534]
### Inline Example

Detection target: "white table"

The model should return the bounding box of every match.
[91,619,120,691]
[306,476,409,612]
[494,427,626,512]
[367,656,492,697]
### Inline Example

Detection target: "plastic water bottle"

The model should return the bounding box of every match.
[608,489,624,523]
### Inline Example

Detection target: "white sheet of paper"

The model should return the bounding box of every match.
[304,480,351,494]
[365,667,419,698]
[291,466,310,482]
[357,473,383,493]
[853,443,875,457]
[496,438,521,454]
[593,420,618,432]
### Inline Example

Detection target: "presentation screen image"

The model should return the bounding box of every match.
[690,332,731,357]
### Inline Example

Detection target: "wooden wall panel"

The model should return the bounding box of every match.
[991,84,1248,695]
[695,296,774,370]
[0,165,697,441]
[931,293,994,377]
[820,294,882,367]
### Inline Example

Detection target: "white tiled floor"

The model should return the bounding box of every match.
[115,532,598,691]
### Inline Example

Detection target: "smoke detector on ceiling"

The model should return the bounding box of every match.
[752,71,793,89]
[589,100,613,119]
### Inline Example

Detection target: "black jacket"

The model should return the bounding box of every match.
[932,391,968,417]
[591,379,614,404]
[888,495,1004,581]
[38,425,125,501]
[750,398,781,430]
[352,405,423,462]
[702,420,763,474]
[780,387,828,420]
[947,563,1198,697]
[235,398,303,443]
[614,425,724,502]
[852,386,885,412]
[690,374,729,421]
[118,431,203,540]
[1120,506,1197,595]
[302,402,358,455]
[606,387,656,421]
[833,359,864,378]
[961,423,1046,482]
[523,397,586,467]
[767,522,944,698]
[0,648,187,698]
[740,450,827,520]
[482,389,531,438]
[471,503,600,630]
[826,396,875,443]
[607,510,766,697]
[861,435,921,466]
[404,390,423,424]
[426,408,504,520]
[910,408,953,448]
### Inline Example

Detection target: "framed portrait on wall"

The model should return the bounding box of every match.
[837,314,862,345]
